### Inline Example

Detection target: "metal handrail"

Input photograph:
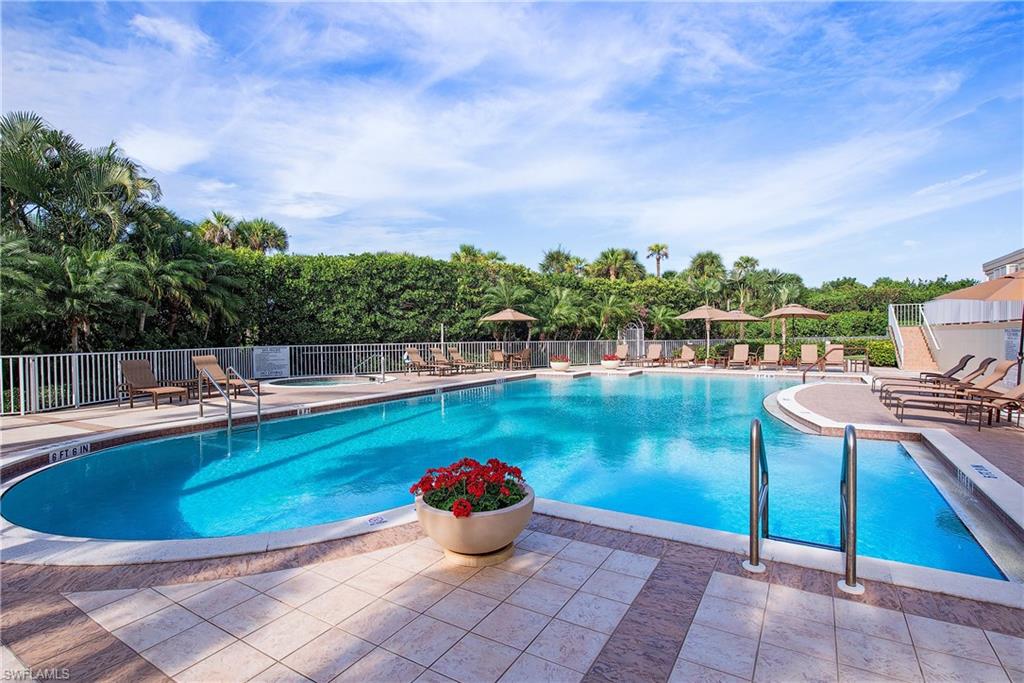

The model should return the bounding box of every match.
[743,419,769,573]
[198,368,232,431]
[837,425,864,594]
[888,305,905,368]
[352,354,386,383]
[227,366,261,424]
[801,346,847,383]
[919,307,942,352]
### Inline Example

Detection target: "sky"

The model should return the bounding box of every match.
[2,2,1022,285]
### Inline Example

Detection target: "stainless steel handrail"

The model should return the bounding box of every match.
[837,425,864,594]
[352,354,386,383]
[743,418,769,573]
[198,368,232,431]
[227,365,261,424]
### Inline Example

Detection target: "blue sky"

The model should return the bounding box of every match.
[2,2,1021,284]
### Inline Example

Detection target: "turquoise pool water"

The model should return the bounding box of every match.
[1,375,1002,578]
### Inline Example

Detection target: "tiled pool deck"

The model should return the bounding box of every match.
[3,515,1023,682]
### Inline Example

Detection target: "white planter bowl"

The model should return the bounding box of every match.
[600,359,621,369]
[550,361,571,372]
[415,484,535,555]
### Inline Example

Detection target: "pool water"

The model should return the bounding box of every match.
[1,375,1002,578]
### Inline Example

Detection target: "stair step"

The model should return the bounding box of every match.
[898,326,939,372]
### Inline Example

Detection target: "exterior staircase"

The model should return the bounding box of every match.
[899,326,939,372]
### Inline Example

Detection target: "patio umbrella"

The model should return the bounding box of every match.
[480,308,538,342]
[763,303,828,347]
[716,310,763,342]
[676,305,729,367]
[936,272,1024,383]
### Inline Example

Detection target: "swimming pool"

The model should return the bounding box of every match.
[1,375,1002,578]
[265,375,396,387]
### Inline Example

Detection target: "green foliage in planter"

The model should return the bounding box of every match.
[865,340,897,367]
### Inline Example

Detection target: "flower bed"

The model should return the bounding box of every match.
[410,458,527,518]
[550,354,570,362]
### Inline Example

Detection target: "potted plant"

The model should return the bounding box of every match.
[600,353,621,369]
[411,458,534,565]
[549,354,571,372]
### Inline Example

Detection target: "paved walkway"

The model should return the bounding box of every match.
[3,516,1022,682]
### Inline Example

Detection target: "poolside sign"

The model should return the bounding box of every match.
[48,441,91,464]
[253,346,290,378]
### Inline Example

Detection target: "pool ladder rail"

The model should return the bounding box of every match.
[352,353,387,383]
[744,418,864,594]
[197,366,262,432]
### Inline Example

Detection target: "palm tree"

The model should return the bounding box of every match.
[589,294,634,338]
[197,211,238,247]
[647,304,678,339]
[646,243,669,278]
[589,248,645,281]
[688,274,723,307]
[45,243,142,351]
[134,229,205,333]
[539,246,583,275]
[482,278,532,340]
[236,217,289,253]
[687,251,726,280]
[451,244,506,265]
[0,231,47,327]
[534,286,584,339]
[729,256,760,339]
[756,269,787,337]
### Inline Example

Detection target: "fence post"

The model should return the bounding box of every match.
[18,357,26,415]
[72,354,81,408]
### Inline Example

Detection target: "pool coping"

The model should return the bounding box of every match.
[3,370,1020,608]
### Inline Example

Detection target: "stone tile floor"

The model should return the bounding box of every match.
[54,531,656,683]
[4,516,1023,683]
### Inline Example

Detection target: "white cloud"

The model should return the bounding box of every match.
[196,179,236,193]
[120,126,210,173]
[914,170,987,196]
[130,15,212,56]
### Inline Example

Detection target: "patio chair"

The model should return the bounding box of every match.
[871,354,978,392]
[448,347,486,372]
[192,355,261,397]
[891,383,1024,431]
[759,344,781,370]
[727,344,751,369]
[881,360,1017,405]
[824,344,846,372]
[406,348,441,375]
[509,348,531,370]
[920,354,974,381]
[798,344,819,371]
[877,357,996,395]
[614,343,632,363]
[671,345,696,368]
[430,348,461,374]
[118,359,189,409]
[489,349,507,370]
[637,344,663,367]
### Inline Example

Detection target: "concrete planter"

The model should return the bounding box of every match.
[550,361,571,372]
[415,485,534,556]
[600,359,621,370]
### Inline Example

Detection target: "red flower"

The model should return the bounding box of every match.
[467,480,486,498]
[500,486,510,496]
[602,353,620,361]
[452,498,473,518]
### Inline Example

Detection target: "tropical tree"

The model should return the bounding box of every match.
[646,243,669,278]
[689,274,723,307]
[451,244,505,265]
[589,294,634,338]
[134,227,205,333]
[44,243,142,351]
[730,255,759,338]
[686,251,726,280]
[534,286,584,339]
[646,304,678,339]
[481,278,532,340]
[0,231,47,328]
[589,248,645,281]
[236,217,288,253]
[197,211,238,247]
[539,246,584,275]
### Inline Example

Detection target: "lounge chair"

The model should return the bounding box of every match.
[118,359,189,409]
[798,344,819,371]
[727,344,751,369]
[448,347,486,372]
[758,344,781,370]
[406,348,445,375]
[877,357,996,394]
[824,344,845,372]
[920,354,974,381]
[881,360,1017,405]
[672,345,696,368]
[489,349,507,370]
[192,355,261,397]
[614,343,633,364]
[636,344,663,367]
[430,348,461,374]
[509,348,531,370]
[871,354,978,392]
[891,383,1024,430]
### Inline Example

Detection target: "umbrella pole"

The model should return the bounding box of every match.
[703,319,713,369]
[1018,304,1023,384]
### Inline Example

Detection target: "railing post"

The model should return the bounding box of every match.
[72,354,81,409]
[837,425,864,594]
[743,419,767,574]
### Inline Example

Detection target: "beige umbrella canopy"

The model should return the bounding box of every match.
[763,303,828,346]
[480,308,538,322]
[936,272,1023,383]
[718,310,763,322]
[676,305,730,366]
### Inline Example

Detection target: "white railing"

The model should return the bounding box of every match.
[0,336,886,416]
[888,306,904,368]
[923,299,1022,326]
